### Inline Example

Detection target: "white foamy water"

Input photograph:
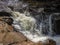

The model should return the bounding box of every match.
[13,24,60,45]
[20,31,50,43]
[20,30,60,45]
[11,11,60,45]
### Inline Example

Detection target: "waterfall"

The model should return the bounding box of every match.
[11,11,60,45]
[0,0,60,44]
[11,11,51,43]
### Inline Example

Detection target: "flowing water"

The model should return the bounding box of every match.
[2,0,59,44]
[11,11,60,45]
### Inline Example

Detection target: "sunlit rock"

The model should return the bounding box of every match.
[0,33,6,42]
[3,32,27,45]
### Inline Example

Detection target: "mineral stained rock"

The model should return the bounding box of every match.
[0,33,6,43]
[3,32,27,45]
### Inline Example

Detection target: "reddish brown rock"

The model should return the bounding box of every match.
[0,33,6,43]
[35,39,56,45]
[0,19,14,32]
[0,14,56,45]
[35,41,43,45]
[0,31,56,45]
[10,40,35,45]
[6,24,14,32]
[21,41,34,45]
[3,32,27,45]
[8,39,56,45]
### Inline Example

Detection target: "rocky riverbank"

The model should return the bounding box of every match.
[0,0,57,45]
[0,14,56,45]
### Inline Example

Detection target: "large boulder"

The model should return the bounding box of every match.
[3,32,27,45]
[0,32,28,45]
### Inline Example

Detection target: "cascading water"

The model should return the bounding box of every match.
[11,11,60,45]
[1,0,60,44]
[11,11,51,43]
